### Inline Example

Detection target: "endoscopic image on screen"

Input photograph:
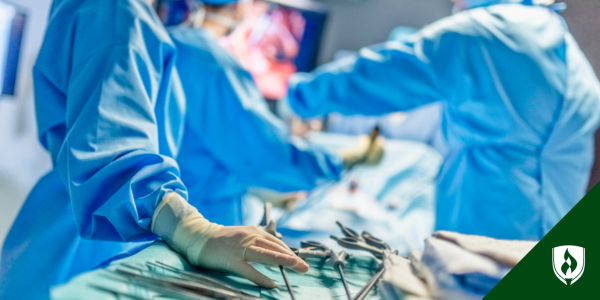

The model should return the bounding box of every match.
[220,0,326,100]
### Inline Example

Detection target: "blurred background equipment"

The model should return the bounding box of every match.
[221,0,328,100]
[156,0,328,100]
[0,1,26,97]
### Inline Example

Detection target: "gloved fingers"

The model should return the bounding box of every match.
[245,245,309,273]
[254,238,295,257]
[259,231,295,253]
[245,244,299,267]
[356,135,371,147]
[235,262,276,288]
[253,237,310,274]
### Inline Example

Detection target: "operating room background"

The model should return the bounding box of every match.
[0,0,599,245]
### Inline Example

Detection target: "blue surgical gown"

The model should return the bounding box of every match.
[0,1,186,299]
[287,4,600,240]
[0,1,341,300]
[170,27,343,225]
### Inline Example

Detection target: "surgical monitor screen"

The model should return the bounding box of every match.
[0,2,26,96]
[221,0,327,99]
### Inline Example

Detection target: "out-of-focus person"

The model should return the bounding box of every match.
[284,0,600,240]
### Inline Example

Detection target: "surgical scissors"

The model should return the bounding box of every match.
[332,223,409,300]
[299,240,331,255]
[294,240,352,300]
[330,221,391,259]
[291,240,332,260]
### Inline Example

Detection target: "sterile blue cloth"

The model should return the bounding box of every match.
[0,3,342,300]
[50,242,381,300]
[287,3,600,240]
[170,27,343,225]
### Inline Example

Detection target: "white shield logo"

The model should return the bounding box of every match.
[552,245,585,285]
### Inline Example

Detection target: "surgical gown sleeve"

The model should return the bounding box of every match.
[36,29,187,241]
[287,30,458,118]
[187,65,343,192]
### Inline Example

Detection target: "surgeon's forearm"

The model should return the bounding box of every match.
[287,42,444,118]
[53,39,189,242]
[200,87,343,191]
[286,72,349,118]
[264,142,344,192]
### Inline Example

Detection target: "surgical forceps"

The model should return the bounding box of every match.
[330,221,402,300]
[291,240,331,259]
[330,221,391,259]
[293,240,352,300]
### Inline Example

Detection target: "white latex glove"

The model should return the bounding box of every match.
[152,193,309,288]
[339,135,385,169]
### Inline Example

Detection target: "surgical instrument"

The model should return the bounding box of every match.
[361,231,391,253]
[147,261,252,295]
[117,263,261,300]
[99,269,212,300]
[353,267,385,300]
[87,283,148,300]
[258,202,296,300]
[297,240,353,300]
[352,251,404,300]
[329,250,352,300]
[258,202,282,239]
[291,247,330,259]
[331,222,401,299]
[330,221,391,259]
[291,240,332,259]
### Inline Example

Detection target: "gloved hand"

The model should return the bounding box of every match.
[152,193,309,288]
[339,135,385,169]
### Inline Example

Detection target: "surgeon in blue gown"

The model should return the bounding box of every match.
[168,0,353,226]
[0,0,380,298]
[285,0,600,240]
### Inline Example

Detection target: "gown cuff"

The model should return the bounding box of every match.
[151,192,222,265]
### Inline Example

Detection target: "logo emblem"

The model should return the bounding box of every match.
[552,246,585,285]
